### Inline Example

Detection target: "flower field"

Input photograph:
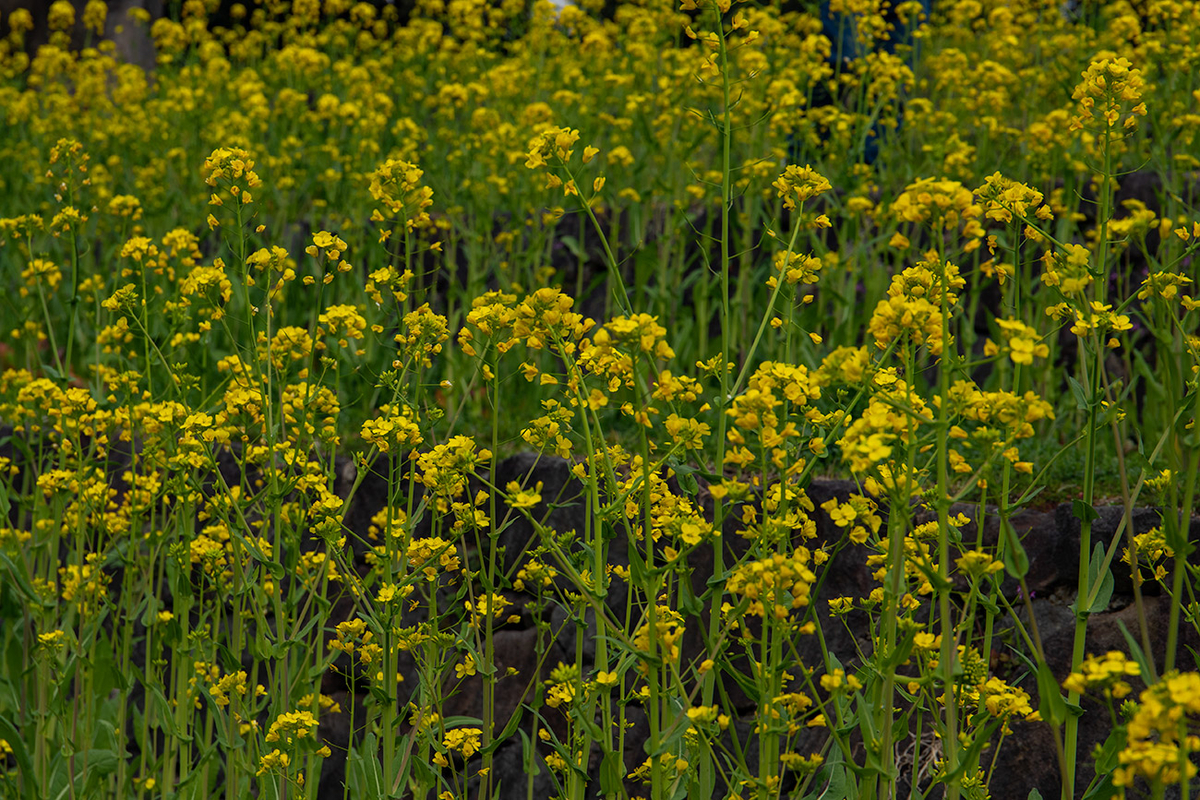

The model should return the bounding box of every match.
[0,0,1198,798]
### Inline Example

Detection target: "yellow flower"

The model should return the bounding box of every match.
[1071,57,1147,133]
[265,711,319,744]
[257,749,290,776]
[821,669,863,693]
[1062,651,1141,699]
[455,655,477,679]
[772,165,832,210]
[506,480,543,510]
[1113,671,1200,788]
[914,632,939,651]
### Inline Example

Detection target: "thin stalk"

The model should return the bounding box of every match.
[935,258,960,800]
[701,18,736,800]
[1063,336,1103,800]
[1165,385,1200,673]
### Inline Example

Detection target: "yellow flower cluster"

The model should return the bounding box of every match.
[520,399,574,457]
[820,494,881,545]
[838,377,928,476]
[1114,671,1200,789]
[1122,527,1174,582]
[868,258,965,355]
[1071,57,1147,133]
[1040,243,1093,295]
[892,177,984,246]
[1046,299,1133,344]
[265,710,319,744]
[417,435,490,500]
[976,173,1054,226]
[432,727,483,767]
[632,605,686,672]
[360,404,423,453]
[1063,651,1141,699]
[984,318,1050,365]
[202,146,262,205]
[580,313,675,398]
[328,618,383,668]
[368,157,434,232]
[978,677,1036,733]
[772,164,832,211]
[726,550,817,619]
[406,536,461,582]
[725,361,822,470]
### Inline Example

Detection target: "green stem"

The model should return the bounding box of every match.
[936,257,960,800]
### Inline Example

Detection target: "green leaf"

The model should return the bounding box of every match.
[804,751,851,800]
[1093,726,1127,775]
[1001,519,1029,579]
[1067,375,1091,411]
[945,719,1001,783]
[1130,349,1165,407]
[1036,660,1067,726]
[627,543,648,587]
[4,634,25,699]
[1072,499,1099,524]
[667,459,699,495]
[1087,542,1114,614]
[677,582,702,617]
[1115,620,1155,684]
[0,552,53,608]
[559,235,585,260]
[517,728,541,779]
[92,634,128,697]
[486,706,526,755]
[882,628,916,671]
[599,750,624,796]
[78,749,119,797]
[852,690,878,751]
[148,684,190,741]
[1027,790,1044,800]
[347,732,384,800]
[49,748,119,800]
[0,714,37,800]
[0,449,11,518]
[1081,773,1118,800]
[440,715,485,728]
